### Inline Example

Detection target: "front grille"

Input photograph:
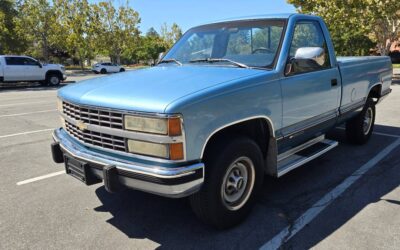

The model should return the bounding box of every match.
[62,101,123,129]
[65,120,126,152]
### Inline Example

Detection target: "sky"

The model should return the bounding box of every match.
[90,0,296,33]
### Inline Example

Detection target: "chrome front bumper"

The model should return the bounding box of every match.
[52,128,204,198]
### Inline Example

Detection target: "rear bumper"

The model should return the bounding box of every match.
[51,128,204,198]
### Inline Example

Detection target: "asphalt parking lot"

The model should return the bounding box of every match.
[0,71,399,250]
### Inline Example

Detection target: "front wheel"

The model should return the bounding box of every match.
[100,68,107,74]
[346,97,376,144]
[190,137,264,229]
[46,74,61,86]
[119,68,125,72]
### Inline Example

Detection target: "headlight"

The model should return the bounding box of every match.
[124,115,182,136]
[127,140,184,160]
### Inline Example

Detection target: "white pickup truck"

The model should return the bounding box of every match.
[0,55,66,86]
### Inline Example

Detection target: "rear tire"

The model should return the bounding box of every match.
[119,68,125,72]
[46,74,61,86]
[100,68,107,74]
[346,97,375,144]
[190,136,264,229]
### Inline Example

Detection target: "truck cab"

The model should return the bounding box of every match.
[0,55,66,86]
[51,14,392,229]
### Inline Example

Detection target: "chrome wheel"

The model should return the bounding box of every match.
[363,107,373,135]
[221,156,255,211]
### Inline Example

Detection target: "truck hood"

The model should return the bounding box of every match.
[43,63,64,71]
[58,65,264,113]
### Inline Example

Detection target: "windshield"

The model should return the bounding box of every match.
[163,19,286,69]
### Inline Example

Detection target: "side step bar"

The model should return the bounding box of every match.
[277,135,338,177]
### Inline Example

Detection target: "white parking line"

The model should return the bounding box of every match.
[17,171,65,186]
[371,131,400,138]
[336,127,400,138]
[0,101,53,107]
[0,109,57,118]
[0,128,54,139]
[260,138,400,250]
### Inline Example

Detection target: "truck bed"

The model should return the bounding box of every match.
[337,56,392,111]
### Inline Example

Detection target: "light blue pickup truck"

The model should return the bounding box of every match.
[51,14,392,228]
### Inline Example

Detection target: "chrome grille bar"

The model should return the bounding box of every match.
[63,101,123,129]
[65,120,126,152]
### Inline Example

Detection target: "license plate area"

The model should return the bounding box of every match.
[64,155,100,185]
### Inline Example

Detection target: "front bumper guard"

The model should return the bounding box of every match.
[52,128,204,198]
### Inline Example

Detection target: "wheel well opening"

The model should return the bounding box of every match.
[46,70,62,79]
[369,85,382,102]
[203,118,271,160]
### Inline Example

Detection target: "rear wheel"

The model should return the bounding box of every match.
[100,68,107,74]
[346,97,375,144]
[190,137,264,229]
[46,74,61,86]
[119,68,125,72]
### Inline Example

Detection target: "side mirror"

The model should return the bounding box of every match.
[294,47,325,66]
[285,47,325,75]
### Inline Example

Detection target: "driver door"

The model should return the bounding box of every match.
[23,57,44,80]
[280,20,340,137]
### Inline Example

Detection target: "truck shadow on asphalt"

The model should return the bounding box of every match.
[93,124,400,250]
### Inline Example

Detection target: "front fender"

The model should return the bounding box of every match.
[165,71,282,161]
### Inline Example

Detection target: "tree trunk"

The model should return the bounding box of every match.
[43,36,49,62]
[78,52,84,71]
[116,53,121,64]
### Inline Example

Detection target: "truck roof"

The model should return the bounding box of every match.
[195,13,319,28]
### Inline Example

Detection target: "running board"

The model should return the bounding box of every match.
[277,138,338,177]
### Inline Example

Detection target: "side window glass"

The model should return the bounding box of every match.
[288,21,330,74]
[23,58,38,66]
[5,57,21,65]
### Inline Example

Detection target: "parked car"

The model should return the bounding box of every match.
[51,14,392,229]
[92,62,125,74]
[0,55,66,86]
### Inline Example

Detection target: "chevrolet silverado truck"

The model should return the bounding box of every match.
[0,55,66,86]
[51,14,392,229]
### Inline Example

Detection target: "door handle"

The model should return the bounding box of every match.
[331,79,338,86]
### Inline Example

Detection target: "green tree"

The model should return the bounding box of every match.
[0,0,27,54]
[146,27,159,38]
[15,0,59,61]
[93,1,140,64]
[287,0,400,56]
[54,0,97,69]
[160,22,183,48]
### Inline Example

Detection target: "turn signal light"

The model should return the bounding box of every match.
[168,117,182,136]
[169,143,184,160]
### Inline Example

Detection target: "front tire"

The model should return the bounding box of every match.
[190,137,264,229]
[346,97,376,144]
[100,68,107,74]
[119,68,125,72]
[46,74,61,86]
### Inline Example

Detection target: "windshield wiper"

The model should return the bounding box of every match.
[189,58,249,68]
[158,58,182,66]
